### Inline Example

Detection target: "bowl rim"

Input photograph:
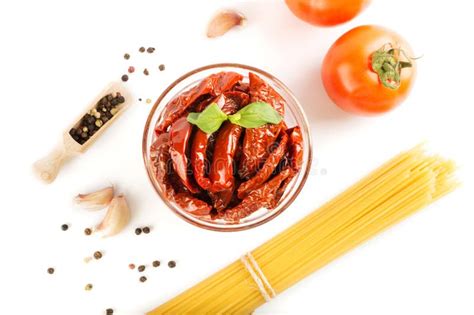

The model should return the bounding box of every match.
[142,63,313,232]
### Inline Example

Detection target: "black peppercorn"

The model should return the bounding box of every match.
[168,261,176,268]
[143,68,149,76]
[159,64,165,71]
[124,53,130,60]
[47,267,55,274]
[139,47,145,53]
[138,265,145,272]
[118,96,125,103]
[93,251,103,260]
[147,47,155,53]
[142,226,150,234]
[135,228,142,235]
[61,224,69,231]
[121,74,129,82]
[152,260,160,267]
[106,308,114,315]
[84,228,92,236]
[139,276,147,282]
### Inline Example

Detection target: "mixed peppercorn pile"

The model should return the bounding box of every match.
[151,71,303,222]
[69,92,125,144]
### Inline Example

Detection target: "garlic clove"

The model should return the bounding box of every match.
[207,10,246,38]
[95,194,130,237]
[74,186,114,210]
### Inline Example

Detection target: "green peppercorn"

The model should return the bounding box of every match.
[85,283,93,291]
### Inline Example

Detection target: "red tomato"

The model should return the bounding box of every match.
[321,25,416,115]
[285,0,369,27]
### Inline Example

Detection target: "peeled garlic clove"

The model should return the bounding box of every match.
[207,10,246,38]
[74,186,114,210]
[95,195,130,237]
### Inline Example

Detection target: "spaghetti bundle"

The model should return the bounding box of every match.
[148,146,457,314]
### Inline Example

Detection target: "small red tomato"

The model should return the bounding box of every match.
[322,25,416,115]
[285,0,369,27]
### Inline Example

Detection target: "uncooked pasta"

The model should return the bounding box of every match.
[147,145,457,314]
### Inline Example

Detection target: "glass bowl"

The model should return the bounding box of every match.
[142,63,312,232]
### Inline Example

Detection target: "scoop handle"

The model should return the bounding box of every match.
[33,142,76,183]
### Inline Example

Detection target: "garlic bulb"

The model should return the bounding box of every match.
[74,186,114,210]
[207,10,246,38]
[95,195,130,237]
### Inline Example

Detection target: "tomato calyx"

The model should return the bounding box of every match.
[371,43,412,90]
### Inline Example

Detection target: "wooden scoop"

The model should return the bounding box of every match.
[33,82,133,183]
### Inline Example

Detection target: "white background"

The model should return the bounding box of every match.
[1,0,473,314]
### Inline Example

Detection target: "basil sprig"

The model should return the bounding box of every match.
[187,101,282,134]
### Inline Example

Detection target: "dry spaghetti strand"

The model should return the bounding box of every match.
[148,146,458,314]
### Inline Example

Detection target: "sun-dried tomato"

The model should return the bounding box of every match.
[224,168,293,222]
[287,126,304,171]
[237,132,288,198]
[169,117,199,193]
[239,72,286,179]
[209,122,243,192]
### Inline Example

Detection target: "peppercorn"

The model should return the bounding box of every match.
[121,74,129,82]
[124,53,130,60]
[135,227,142,235]
[152,260,160,267]
[138,98,142,102]
[159,64,165,71]
[84,228,92,236]
[47,267,55,274]
[147,47,155,53]
[100,97,108,105]
[142,226,150,234]
[106,308,114,315]
[106,94,113,101]
[139,276,147,282]
[95,120,103,128]
[111,99,118,106]
[143,68,149,76]
[128,66,135,73]
[61,224,69,231]
[110,108,118,116]
[128,263,136,270]
[139,47,145,53]
[93,251,103,260]
[146,98,152,104]
[117,96,125,104]
[168,261,176,268]
[85,283,93,291]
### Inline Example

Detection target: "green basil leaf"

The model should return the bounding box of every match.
[228,102,282,129]
[186,103,228,133]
